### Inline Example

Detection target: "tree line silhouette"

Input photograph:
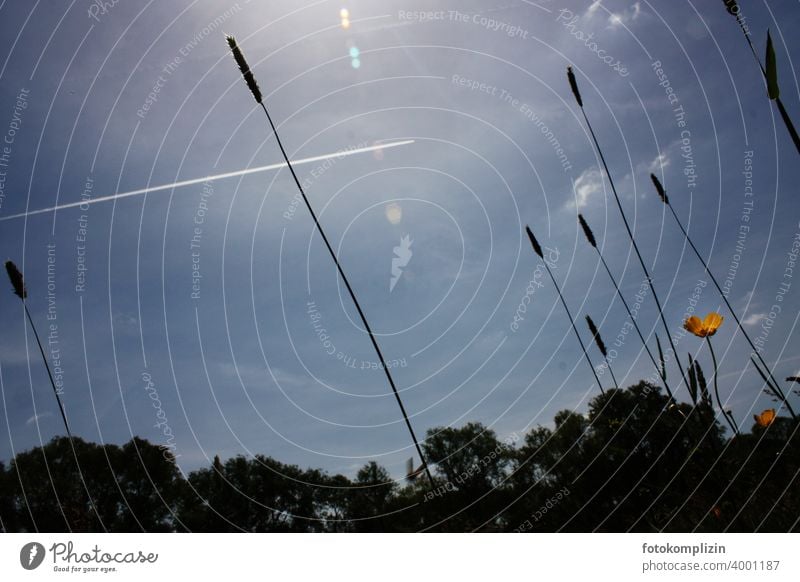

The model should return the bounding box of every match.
[2,381,797,533]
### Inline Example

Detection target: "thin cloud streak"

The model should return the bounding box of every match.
[0,140,415,222]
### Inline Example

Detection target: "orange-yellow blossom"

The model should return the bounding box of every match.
[754,408,776,428]
[684,313,724,338]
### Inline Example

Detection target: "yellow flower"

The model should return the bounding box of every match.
[753,408,776,428]
[683,312,724,338]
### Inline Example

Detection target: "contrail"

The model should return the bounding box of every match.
[0,140,414,222]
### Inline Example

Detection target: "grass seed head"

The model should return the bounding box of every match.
[578,214,597,248]
[586,315,608,357]
[525,226,544,259]
[567,66,583,108]
[226,35,263,104]
[766,30,780,100]
[5,260,26,299]
[721,0,739,16]
[650,173,668,204]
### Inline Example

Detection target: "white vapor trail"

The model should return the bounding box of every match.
[0,140,414,222]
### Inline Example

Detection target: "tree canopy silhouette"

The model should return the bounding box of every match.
[1,381,798,532]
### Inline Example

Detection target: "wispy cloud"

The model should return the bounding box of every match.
[585,1,603,18]
[742,313,765,326]
[586,1,642,28]
[647,152,670,173]
[608,2,641,27]
[112,312,139,334]
[25,412,53,426]
[569,168,605,209]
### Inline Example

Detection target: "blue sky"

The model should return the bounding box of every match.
[1,0,800,480]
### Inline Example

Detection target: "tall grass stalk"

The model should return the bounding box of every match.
[5,261,105,529]
[585,315,619,391]
[720,2,800,155]
[225,36,434,486]
[5,261,72,438]
[567,67,689,399]
[650,174,797,420]
[526,226,605,394]
[578,214,674,400]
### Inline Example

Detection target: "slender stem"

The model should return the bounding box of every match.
[604,355,620,391]
[24,302,103,529]
[541,261,605,395]
[666,202,796,419]
[24,304,72,439]
[579,108,689,397]
[595,248,673,399]
[707,339,740,436]
[774,98,800,156]
[256,103,434,487]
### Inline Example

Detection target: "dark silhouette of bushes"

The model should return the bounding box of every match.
[4,436,182,532]
[1,381,797,532]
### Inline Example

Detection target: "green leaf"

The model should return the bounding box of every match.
[766,30,780,100]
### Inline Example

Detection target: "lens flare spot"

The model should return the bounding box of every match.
[385,203,402,225]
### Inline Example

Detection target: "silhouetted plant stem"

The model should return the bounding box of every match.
[773,99,800,156]
[5,260,106,530]
[707,339,740,436]
[585,315,619,391]
[651,174,797,420]
[24,304,73,439]
[606,361,619,391]
[760,31,800,155]
[568,67,689,399]
[750,356,787,407]
[578,215,674,399]
[724,6,800,155]
[5,261,71,438]
[225,36,434,487]
[526,226,604,395]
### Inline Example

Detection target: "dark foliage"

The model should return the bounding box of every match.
[3,436,182,532]
[2,382,798,532]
